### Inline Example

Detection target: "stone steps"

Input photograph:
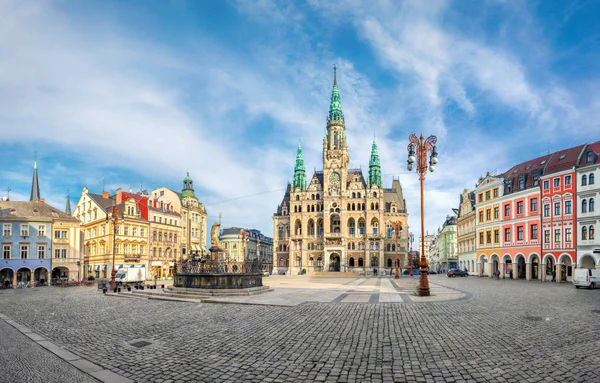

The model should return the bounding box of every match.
[310,271,357,277]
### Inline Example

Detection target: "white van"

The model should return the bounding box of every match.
[574,268,600,289]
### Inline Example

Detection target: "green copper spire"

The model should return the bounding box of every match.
[328,65,344,122]
[292,142,306,191]
[181,172,196,198]
[368,139,382,188]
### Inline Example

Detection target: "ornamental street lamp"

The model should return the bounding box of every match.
[106,202,124,292]
[407,133,438,297]
[391,221,403,279]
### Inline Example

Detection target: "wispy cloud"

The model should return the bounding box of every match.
[1,0,598,239]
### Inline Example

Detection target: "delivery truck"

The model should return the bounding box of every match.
[114,266,146,289]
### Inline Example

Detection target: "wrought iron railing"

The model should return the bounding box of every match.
[174,258,262,275]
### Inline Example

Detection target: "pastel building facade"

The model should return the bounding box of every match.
[539,145,586,282]
[457,189,476,273]
[577,142,600,269]
[474,174,505,277]
[1,161,82,288]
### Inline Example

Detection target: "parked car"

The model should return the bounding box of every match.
[447,268,468,278]
[574,268,600,289]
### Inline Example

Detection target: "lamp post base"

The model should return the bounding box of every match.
[110,270,117,291]
[417,266,430,296]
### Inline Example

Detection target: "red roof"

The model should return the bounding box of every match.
[501,143,587,192]
[121,191,149,220]
[542,144,586,175]
[578,140,600,167]
[502,153,553,190]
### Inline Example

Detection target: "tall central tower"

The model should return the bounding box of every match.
[323,65,349,199]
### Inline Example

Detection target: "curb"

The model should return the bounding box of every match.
[0,313,133,383]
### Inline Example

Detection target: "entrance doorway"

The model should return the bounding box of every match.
[16,268,31,288]
[517,256,526,279]
[531,257,540,280]
[0,268,14,289]
[329,254,340,272]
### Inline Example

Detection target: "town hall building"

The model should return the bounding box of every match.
[272,67,409,275]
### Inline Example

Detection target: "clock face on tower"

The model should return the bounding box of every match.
[329,172,340,185]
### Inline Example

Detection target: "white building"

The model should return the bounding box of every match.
[577,142,600,269]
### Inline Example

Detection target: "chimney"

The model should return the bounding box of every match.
[102,191,109,199]
[116,188,122,205]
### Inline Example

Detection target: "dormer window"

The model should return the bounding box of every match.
[518,174,526,190]
[504,178,513,194]
[586,151,594,164]
[559,154,566,160]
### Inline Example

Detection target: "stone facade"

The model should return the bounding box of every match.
[272,68,408,275]
[219,227,273,273]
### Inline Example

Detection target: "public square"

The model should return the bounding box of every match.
[1,275,599,383]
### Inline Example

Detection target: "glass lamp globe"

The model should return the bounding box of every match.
[429,165,435,172]
[408,155,416,163]
[431,156,438,164]
[407,163,413,171]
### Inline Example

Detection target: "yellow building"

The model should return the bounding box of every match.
[150,175,207,259]
[456,189,476,274]
[474,174,503,276]
[73,187,149,279]
[51,196,83,281]
[272,68,409,275]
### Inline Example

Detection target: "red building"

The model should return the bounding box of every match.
[476,143,589,283]
[540,144,586,282]
[495,153,551,280]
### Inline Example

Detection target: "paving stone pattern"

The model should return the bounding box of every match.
[0,316,99,383]
[0,276,599,382]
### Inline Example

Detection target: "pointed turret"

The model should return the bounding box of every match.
[368,139,382,188]
[328,65,344,122]
[181,172,196,198]
[30,158,41,202]
[292,142,306,191]
[65,193,72,215]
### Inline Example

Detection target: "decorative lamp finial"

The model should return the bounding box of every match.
[333,64,337,86]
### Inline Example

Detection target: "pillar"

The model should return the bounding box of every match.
[556,265,562,284]
[30,270,35,288]
[12,272,17,289]
[541,263,546,282]
[487,262,493,277]
[477,262,482,276]
[525,263,531,281]
[512,263,518,280]
[500,263,505,279]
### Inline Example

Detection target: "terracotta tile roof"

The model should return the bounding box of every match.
[501,143,589,194]
[579,140,600,167]
[543,144,586,175]
[501,153,553,192]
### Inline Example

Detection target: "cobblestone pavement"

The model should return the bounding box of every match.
[0,275,599,383]
[131,275,466,306]
[0,313,99,383]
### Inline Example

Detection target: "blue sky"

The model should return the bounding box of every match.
[1,0,599,240]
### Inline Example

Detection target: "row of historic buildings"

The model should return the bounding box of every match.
[448,141,600,282]
[1,161,82,288]
[272,67,409,275]
[1,161,274,287]
[73,174,208,280]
